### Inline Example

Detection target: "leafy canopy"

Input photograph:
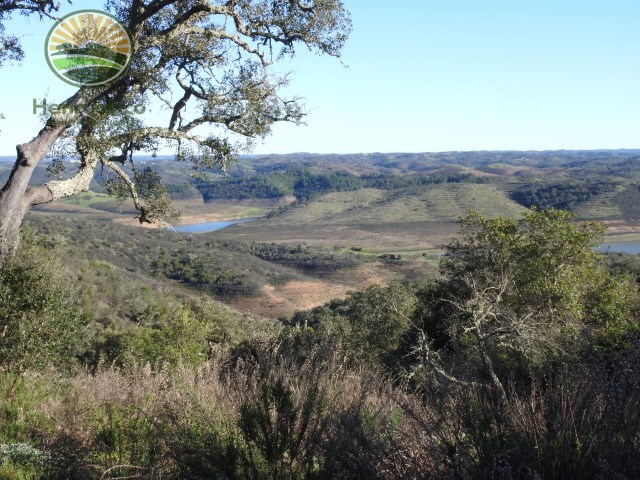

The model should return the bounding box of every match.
[420,209,638,384]
[42,0,351,223]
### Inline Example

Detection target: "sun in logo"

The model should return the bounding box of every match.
[45,10,133,87]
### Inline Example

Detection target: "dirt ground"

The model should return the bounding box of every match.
[229,261,403,318]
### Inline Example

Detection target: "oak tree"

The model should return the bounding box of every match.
[413,209,638,400]
[0,0,351,262]
[0,0,61,67]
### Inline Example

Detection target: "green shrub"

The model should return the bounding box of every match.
[0,373,54,444]
[0,240,87,372]
[290,282,418,367]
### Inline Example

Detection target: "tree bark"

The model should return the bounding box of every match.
[0,123,67,261]
[0,88,106,264]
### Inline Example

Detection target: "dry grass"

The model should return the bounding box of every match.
[38,341,445,479]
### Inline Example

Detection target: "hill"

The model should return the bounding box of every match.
[218,183,527,253]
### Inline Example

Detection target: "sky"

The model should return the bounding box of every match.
[0,0,639,155]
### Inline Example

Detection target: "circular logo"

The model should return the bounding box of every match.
[45,10,133,87]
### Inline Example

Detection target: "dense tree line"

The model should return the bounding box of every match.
[249,242,360,273]
[510,179,619,211]
[196,168,365,201]
[196,168,490,202]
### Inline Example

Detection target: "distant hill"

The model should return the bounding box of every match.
[216,183,527,253]
[3,150,640,228]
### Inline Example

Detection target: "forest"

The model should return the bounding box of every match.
[194,168,487,202]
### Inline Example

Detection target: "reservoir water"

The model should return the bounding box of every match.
[167,221,640,252]
[171,218,255,233]
[595,241,640,255]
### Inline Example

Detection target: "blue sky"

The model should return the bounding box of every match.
[0,0,639,155]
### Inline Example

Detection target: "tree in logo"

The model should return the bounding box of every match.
[45,10,133,87]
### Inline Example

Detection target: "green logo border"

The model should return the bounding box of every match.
[44,9,134,88]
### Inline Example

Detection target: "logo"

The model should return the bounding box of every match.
[45,10,133,87]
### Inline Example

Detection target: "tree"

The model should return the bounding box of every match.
[0,1,63,134]
[0,0,351,262]
[290,282,418,368]
[413,209,638,401]
[0,1,61,67]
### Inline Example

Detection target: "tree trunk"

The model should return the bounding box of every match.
[0,89,114,265]
[0,123,66,261]
[480,347,508,404]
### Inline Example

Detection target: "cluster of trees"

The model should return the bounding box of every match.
[152,249,261,296]
[197,168,492,202]
[150,242,362,296]
[196,168,366,201]
[249,242,360,273]
[360,171,490,189]
[615,184,640,220]
[510,179,619,211]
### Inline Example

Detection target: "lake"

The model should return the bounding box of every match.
[171,218,255,233]
[595,241,640,255]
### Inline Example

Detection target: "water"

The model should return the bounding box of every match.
[171,218,255,233]
[595,241,640,255]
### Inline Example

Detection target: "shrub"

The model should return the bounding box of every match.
[0,373,53,443]
[0,239,87,372]
[0,443,48,479]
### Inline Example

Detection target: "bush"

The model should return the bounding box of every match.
[39,337,443,479]
[290,282,418,368]
[0,239,87,372]
[0,443,48,479]
[0,373,53,444]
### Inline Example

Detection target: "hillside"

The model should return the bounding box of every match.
[219,183,527,252]
[24,211,422,318]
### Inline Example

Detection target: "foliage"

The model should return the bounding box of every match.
[196,168,365,201]
[0,373,53,444]
[0,443,48,479]
[249,242,360,272]
[399,208,640,414]
[152,248,262,296]
[196,168,490,202]
[510,179,619,211]
[0,236,87,372]
[409,343,640,480]
[440,209,635,359]
[95,307,213,369]
[40,340,432,479]
[0,1,59,68]
[290,282,418,367]
[615,183,640,220]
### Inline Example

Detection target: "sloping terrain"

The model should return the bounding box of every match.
[24,211,417,318]
[221,183,526,252]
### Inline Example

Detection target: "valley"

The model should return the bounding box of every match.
[9,149,640,320]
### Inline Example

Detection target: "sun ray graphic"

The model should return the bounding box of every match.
[46,10,133,87]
